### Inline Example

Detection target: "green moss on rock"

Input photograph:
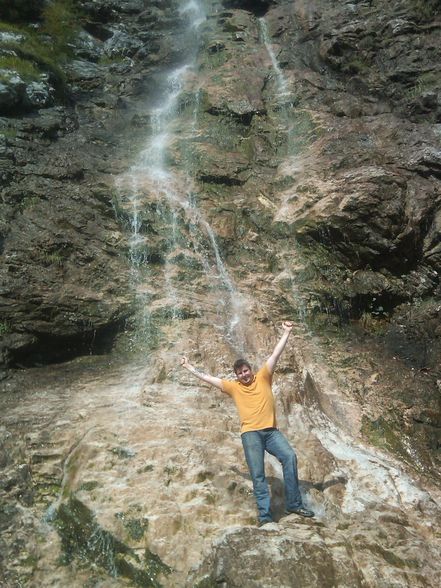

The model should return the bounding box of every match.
[361,416,411,466]
[79,480,100,492]
[54,496,170,587]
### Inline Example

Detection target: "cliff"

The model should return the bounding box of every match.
[1,1,440,586]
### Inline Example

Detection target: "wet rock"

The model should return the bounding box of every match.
[189,507,441,588]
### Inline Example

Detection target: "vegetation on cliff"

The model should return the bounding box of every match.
[0,0,79,99]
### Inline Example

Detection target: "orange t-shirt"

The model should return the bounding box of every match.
[221,363,277,434]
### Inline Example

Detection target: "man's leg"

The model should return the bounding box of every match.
[265,429,303,511]
[241,430,272,523]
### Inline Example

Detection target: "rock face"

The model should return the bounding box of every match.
[1,0,441,587]
[1,0,188,366]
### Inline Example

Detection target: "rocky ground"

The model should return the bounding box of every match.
[1,323,440,587]
[1,0,441,586]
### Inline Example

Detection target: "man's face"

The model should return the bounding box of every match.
[235,364,254,385]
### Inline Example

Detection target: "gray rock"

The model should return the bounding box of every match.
[0,71,26,112]
[23,81,55,110]
[408,145,441,174]
[118,0,146,13]
[66,59,105,81]
[103,27,144,58]
[68,30,104,62]
[386,18,416,36]
[0,32,25,44]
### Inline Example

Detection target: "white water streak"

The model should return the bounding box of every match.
[117,0,248,351]
[259,18,289,98]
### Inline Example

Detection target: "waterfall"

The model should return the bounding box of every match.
[259,17,289,100]
[116,0,248,354]
[258,16,311,324]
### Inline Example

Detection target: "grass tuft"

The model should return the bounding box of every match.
[0,55,40,80]
[41,0,79,55]
[0,1,81,95]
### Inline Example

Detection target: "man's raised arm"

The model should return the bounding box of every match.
[180,357,224,390]
[266,321,294,374]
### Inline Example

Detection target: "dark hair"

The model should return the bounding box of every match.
[233,359,252,374]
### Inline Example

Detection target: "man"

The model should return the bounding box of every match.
[180,320,314,527]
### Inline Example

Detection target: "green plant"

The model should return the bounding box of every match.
[21,195,40,209]
[361,416,412,465]
[296,184,318,194]
[205,492,217,505]
[0,321,10,335]
[98,54,125,66]
[409,0,441,20]
[0,22,28,34]
[79,481,100,491]
[404,71,440,100]
[341,57,370,75]
[42,251,64,266]
[137,464,154,473]
[0,126,17,139]
[0,55,40,80]
[0,1,81,95]
[41,0,79,55]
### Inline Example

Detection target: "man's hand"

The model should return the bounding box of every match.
[180,356,224,390]
[181,356,191,369]
[266,320,294,374]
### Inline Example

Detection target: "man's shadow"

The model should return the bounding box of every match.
[269,476,347,520]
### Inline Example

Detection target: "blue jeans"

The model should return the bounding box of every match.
[241,428,303,522]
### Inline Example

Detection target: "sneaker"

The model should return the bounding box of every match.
[285,507,314,518]
[258,519,273,527]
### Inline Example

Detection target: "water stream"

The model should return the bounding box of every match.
[259,18,289,100]
[259,16,310,324]
[116,0,248,354]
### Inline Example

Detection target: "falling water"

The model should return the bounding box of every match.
[258,17,311,324]
[258,15,294,158]
[116,0,248,353]
[259,18,289,99]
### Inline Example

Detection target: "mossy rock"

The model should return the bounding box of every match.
[115,512,149,541]
[54,496,170,587]
[361,416,410,464]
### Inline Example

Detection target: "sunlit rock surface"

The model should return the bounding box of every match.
[1,0,441,586]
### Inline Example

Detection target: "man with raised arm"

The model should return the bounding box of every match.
[180,320,314,527]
